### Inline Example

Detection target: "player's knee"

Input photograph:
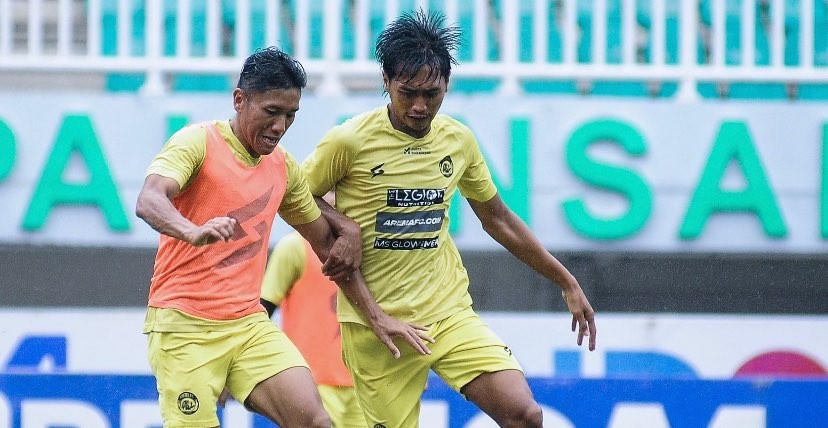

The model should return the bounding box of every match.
[307,411,332,428]
[286,407,331,428]
[502,402,542,428]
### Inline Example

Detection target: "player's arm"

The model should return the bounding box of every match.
[313,194,362,278]
[292,216,434,358]
[467,194,597,351]
[135,174,236,246]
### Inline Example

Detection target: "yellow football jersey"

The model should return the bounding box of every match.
[303,106,497,326]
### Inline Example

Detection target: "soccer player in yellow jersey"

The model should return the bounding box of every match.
[302,10,597,428]
[136,47,430,427]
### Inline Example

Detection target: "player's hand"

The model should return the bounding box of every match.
[184,217,237,246]
[322,232,361,281]
[562,286,597,351]
[217,387,234,407]
[371,314,435,358]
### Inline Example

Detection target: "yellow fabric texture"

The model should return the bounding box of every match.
[146,309,306,426]
[340,306,522,428]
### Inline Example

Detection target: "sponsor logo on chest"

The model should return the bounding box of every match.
[376,210,444,233]
[386,188,446,207]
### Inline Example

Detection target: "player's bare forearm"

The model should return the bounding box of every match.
[136,179,195,241]
[136,175,236,246]
[469,195,577,289]
[312,195,362,275]
[469,194,597,350]
[336,271,434,358]
[315,196,361,243]
[294,215,359,281]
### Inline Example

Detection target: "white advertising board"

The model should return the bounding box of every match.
[0,94,827,251]
[1,309,825,379]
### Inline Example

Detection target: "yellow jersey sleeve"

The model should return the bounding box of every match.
[145,124,207,190]
[278,148,322,226]
[302,121,361,196]
[261,232,307,305]
[456,122,497,202]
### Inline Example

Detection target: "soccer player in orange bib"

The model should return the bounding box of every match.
[136,47,431,427]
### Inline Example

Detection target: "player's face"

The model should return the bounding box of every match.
[231,87,301,157]
[384,66,448,139]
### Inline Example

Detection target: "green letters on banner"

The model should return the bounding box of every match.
[562,119,652,240]
[0,120,15,181]
[680,121,786,239]
[22,115,130,231]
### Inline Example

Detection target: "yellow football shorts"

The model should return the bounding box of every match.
[146,311,307,427]
[341,306,523,428]
[317,384,364,428]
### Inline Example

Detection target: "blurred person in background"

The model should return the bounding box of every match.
[302,10,597,428]
[135,46,428,427]
[260,191,364,428]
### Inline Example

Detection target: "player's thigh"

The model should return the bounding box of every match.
[318,384,365,428]
[147,330,232,427]
[461,369,540,426]
[247,366,330,427]
[341,322,431,428]
[430,307,523,394]
[225,319,308,405]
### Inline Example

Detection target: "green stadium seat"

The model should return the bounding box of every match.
[451,0,502,93]
[797,83,828,100]
[515,0,578,95]
[93,0,822,100]
[697,0,792,99]
[577,0,654,97]
[102,0,148,91]
[815,0,828,66]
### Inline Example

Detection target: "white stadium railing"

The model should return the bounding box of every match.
[0,0,826,99]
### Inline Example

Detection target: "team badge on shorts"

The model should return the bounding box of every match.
[177,391,199,415]
[373,424,387,428]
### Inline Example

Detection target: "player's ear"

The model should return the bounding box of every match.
[232,88,245,112]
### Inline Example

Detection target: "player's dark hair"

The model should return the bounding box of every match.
[375,9,461,83]
[237,46,307,93]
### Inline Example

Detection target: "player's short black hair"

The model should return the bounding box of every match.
[375,9,461,83]
[237,46,307,93]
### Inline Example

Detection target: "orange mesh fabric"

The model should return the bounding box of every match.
[149,123,288,320]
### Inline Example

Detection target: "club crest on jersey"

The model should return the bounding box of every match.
[439,155,453,177]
